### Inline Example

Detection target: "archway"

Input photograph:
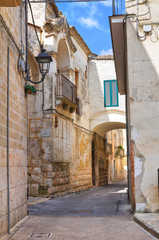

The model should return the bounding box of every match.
[91,115,127,187]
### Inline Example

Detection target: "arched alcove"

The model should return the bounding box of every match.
[57,39,70,78]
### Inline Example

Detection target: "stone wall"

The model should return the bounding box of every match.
[0,7,27,239]
[28,114,92,197]
[92,134,108,186]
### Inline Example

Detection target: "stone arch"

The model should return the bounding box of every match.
[90,109,126,137]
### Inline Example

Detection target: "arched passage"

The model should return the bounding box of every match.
[90,109,127,186]
[93,122,126,138]
[90,109,126,137]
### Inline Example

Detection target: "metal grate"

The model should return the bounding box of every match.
[30,233,52,238]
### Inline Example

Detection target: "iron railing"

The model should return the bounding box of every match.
[56,74,76,104]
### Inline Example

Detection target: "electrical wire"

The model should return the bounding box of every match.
[25,0,111,3]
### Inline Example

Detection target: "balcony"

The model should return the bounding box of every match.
[56,74,77,113]
[0,0,21,7]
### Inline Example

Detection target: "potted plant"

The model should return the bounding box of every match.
[116,145,123,157]
[25,84,37,94]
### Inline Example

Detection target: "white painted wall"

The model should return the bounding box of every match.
[88,58,126,134]
[126,1,159,212]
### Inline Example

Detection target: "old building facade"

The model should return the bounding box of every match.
[27,2,108,197]
[0,2,27,239]
[110,0,159,212]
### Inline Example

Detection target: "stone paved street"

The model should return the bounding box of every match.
[10,181,157,240]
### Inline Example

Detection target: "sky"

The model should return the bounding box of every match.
[56,0,115,56]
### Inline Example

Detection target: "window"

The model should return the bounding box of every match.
[104,80,119,107]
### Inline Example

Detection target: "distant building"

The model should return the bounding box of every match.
[88,55,127,185]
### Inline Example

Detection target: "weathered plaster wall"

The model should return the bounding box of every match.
[0,7,27,239]
[126,1,159,212]
[92,134,108,186]
[72,38,90,129]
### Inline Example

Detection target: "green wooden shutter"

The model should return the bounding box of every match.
[104,80,118,107]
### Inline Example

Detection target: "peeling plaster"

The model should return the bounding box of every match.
[136,203,146,212]
[134,156,143,177]
[131,128,140,141]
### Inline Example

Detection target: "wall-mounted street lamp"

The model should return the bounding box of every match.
[36,49,52,76]
[28,49,53,84]
[24,0,53,84]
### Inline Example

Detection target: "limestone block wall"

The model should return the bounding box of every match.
[0,7,27,239]
[126,1,159,212]
[27,114,92,197]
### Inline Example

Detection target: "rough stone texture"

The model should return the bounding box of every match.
[0,7,27,239]
[27,115,93,197]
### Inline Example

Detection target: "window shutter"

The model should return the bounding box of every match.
[105,81,111,106]
[104,80,118,107]
[111,81,118,106]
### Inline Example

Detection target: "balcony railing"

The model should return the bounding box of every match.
[56,74,76,108]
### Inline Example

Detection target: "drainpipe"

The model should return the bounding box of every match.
[123,18,131,202]
[123,18,133,205]
[7,46,10,234]
[25,0,29,81]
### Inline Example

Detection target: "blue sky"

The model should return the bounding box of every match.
[56,0,115,56]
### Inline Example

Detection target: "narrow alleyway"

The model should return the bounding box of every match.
[11,181,156,240]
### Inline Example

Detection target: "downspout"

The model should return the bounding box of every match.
[123,17,132,206]
[7,46,10,234]
[25,0,29,81]
[25,0,29,199]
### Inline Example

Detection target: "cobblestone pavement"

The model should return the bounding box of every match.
[9,181,157,240]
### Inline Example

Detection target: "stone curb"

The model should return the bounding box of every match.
[134,215,159,239]
[0,216,30,240]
